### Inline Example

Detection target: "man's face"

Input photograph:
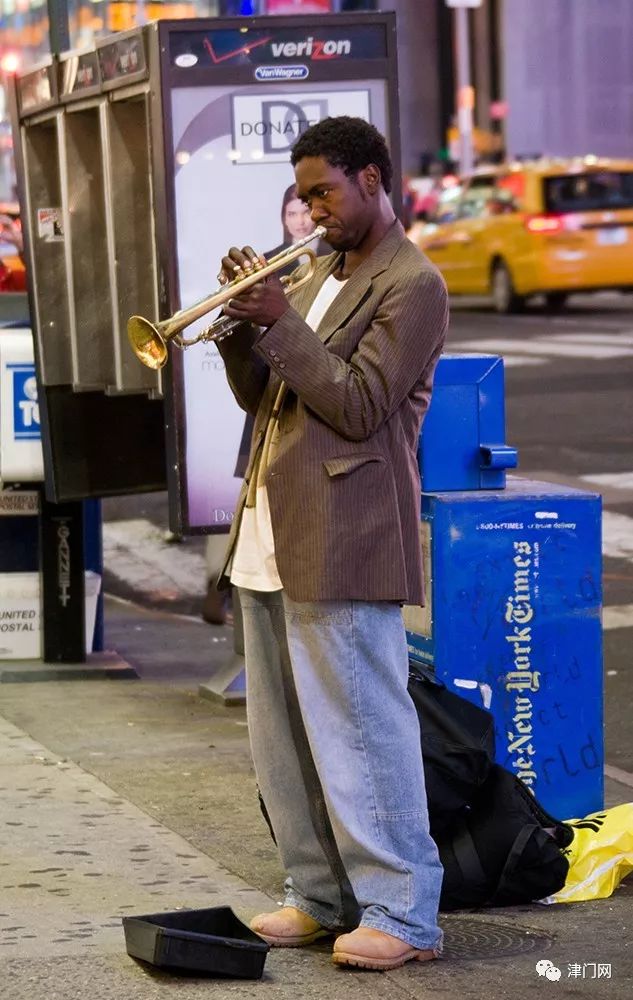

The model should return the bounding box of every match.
[294,156,375,252]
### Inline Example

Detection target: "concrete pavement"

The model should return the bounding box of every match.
[0,595,632,999]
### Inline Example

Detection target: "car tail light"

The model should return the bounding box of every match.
[524,214,565,234]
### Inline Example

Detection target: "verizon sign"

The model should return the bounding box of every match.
[232,89,371,164]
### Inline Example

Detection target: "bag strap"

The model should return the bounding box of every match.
[489,825,539,905]
[452,824,488,889]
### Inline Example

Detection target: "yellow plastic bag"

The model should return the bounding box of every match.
[540,803,633,904]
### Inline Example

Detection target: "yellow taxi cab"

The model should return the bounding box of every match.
[413,158,633,312]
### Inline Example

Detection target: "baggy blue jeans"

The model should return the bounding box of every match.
[238,588,444,953]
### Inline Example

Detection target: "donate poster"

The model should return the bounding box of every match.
[170,79,388,530]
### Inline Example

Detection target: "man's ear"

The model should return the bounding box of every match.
[363,163,381,195]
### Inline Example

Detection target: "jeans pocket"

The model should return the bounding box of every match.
[284,600,352,625]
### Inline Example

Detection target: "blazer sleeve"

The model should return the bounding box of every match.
[253,266,448,441]
[215,320,270,417]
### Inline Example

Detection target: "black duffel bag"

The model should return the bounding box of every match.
[407,661,496,840]
[408,663,573,909]
[438,763,574,910]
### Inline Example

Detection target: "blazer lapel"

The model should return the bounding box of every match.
[260,222,407,430]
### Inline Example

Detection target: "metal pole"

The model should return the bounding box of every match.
[46,0,70,55]
[454,5,474,174]
[41,0,89,665]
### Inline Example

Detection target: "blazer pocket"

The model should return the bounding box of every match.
[323,454,386,478]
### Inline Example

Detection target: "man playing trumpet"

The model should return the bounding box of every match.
[216,116,448,971]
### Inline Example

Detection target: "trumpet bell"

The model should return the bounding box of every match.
[128,315,168,370]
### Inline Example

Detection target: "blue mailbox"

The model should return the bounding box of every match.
[407,355,603,820]
[0,325,104,659]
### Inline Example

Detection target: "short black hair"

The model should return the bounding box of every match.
[291,116,393,195]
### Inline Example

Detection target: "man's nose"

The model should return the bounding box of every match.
[311,204,328,223]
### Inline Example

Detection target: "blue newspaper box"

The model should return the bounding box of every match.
[405,477,603,820]
[419,355,517,492]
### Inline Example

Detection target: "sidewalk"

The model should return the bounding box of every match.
[0,595,631,999]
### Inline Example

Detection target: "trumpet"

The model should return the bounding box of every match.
[128,226,327,370]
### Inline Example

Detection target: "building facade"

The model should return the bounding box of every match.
[501,0,633,160]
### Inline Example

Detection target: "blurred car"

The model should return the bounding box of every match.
[0,202,26,292]
[412,158,633,312]
[407,181,463,246]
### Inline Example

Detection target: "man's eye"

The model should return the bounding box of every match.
[302,189,330,209]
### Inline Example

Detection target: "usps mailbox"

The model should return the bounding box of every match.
[407,355,603,820]
[0,329,104,661]
[0,328,44,485]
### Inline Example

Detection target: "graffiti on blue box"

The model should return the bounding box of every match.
[10,364,40,440]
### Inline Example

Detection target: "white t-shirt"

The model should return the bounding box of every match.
[230,273,347,591]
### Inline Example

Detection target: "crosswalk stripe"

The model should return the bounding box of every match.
[581,472,633,490]
[604,764,633,789]
[497,355,546,367]
[448,338,632,359]
[544,332,633,347]
[603,604,633,630]
[602,511,633,562]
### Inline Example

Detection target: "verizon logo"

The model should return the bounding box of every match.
[271,37,351,60]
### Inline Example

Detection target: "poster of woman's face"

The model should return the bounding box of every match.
[169,81,386,529]
[282,188,314,243]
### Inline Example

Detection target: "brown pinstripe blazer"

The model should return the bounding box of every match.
[217,219,448,605]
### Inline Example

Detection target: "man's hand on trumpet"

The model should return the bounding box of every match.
[219,245,291,329]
